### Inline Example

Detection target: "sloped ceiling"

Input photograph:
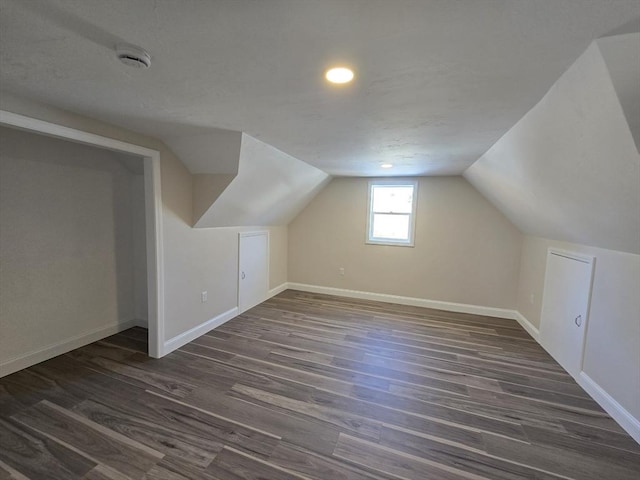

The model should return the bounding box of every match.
[164,128,242,175]
[194,134,330,227]
[464,37,640,254]
[597,33,640,153]
[0,0,638,177]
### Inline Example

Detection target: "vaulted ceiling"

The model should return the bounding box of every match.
[1,0,638,177]
[465,34,640,254]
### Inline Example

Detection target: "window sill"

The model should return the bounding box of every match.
[366,240,415,247]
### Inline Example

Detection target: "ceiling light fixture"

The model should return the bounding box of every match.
[325,67,354,84]
[381,163,393,168]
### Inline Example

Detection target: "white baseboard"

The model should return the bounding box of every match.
[133,318,148,328]
[577,372,640,444]
[163,283,287,355]
[163,307,239,355]
[287,282,518,320]
[0,319,139,378]
[268,282,289,298]
[513,311,540,341]
[3,284,287,376]
[515,311,639,443]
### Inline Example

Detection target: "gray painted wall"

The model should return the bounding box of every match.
[464,39,640,425]
[0,94,289,361]
[288,176,522,309]
[0,126,147,363]
[465,42,639,255]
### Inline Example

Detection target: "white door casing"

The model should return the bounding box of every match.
[0,110,165,364]
[238,231,269,313]
[540,249,595,378]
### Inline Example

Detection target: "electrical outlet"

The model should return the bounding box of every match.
[339,267,345,276]
[201,291,208,303]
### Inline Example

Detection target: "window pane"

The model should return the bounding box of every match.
[372,213,410,240]
[372,185,413,213]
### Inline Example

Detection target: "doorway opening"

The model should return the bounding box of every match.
[0,111,164,375]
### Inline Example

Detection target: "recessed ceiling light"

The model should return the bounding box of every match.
[325,67,354,84]
[381,163,393,168]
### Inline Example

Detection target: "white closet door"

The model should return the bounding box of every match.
[238,231,269,313]
[539,249,595,378]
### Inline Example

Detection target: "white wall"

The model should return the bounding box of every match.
[288,176,522,310]
[463,38,640,438]
[465,41,640,255]
[0,126,147,367]
[194,133,330,228]
[0,93,289,364]
[517,236,640,424]
[155,138,289,340]
[597,33,640,152]
[132,175,148,324]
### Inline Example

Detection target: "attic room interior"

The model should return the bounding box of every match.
[0,0,639,478]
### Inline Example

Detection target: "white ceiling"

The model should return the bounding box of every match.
[195,134,330,227]
[465,40,640,255]
[597,33,640,152]
[0,0,638,176]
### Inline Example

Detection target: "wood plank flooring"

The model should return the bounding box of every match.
[1,290,639,479]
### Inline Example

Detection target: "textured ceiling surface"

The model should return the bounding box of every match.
[597,33,640,152]
[0,0,638,176]
[465,41,640,255]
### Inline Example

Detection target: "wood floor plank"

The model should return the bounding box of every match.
[67,354,197,398]
[185,342,492,449]
[389,383,567,432]
[496,381,603,411]
[0,417,96,480]
[183,385,343,456]
[0,460,31,480]
[1,289,637,479]
[71,399,222,467]
[348,384,528,441]
[214,327,525,396]
[362,352,578,392]
[98,333,147,354]
[186,348,356,396]
[12,400,162,479]
[333,432,486,480]
[558,419,640,454]
[259,351,394,392]
[267,442,388,480]
[111,389,282,459]
[207,445,310,480]
[483,432,640,480]
[81,464,131,480]
[522,424,640,471]
[309,387,488,450]
[343,333,501,362]
[142,455,222,480]
[466,386,626,433]
[0,368,84,418]
[230,383,383,441]
[378,424,567,480]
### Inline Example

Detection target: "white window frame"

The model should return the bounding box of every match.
[366,179,418,247]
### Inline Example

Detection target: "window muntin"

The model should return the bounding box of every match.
[367,180,417,246]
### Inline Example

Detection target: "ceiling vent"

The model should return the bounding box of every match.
[116,44,151,69]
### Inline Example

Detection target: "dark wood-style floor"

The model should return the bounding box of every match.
[1,291,639,479]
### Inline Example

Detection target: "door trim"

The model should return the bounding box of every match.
[541,248,596,377]
[0,110,166,360]
[238,230,270,313]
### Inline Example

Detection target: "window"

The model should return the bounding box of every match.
[367,179,418,246]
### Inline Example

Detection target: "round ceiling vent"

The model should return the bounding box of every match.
[116,44,151,69]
